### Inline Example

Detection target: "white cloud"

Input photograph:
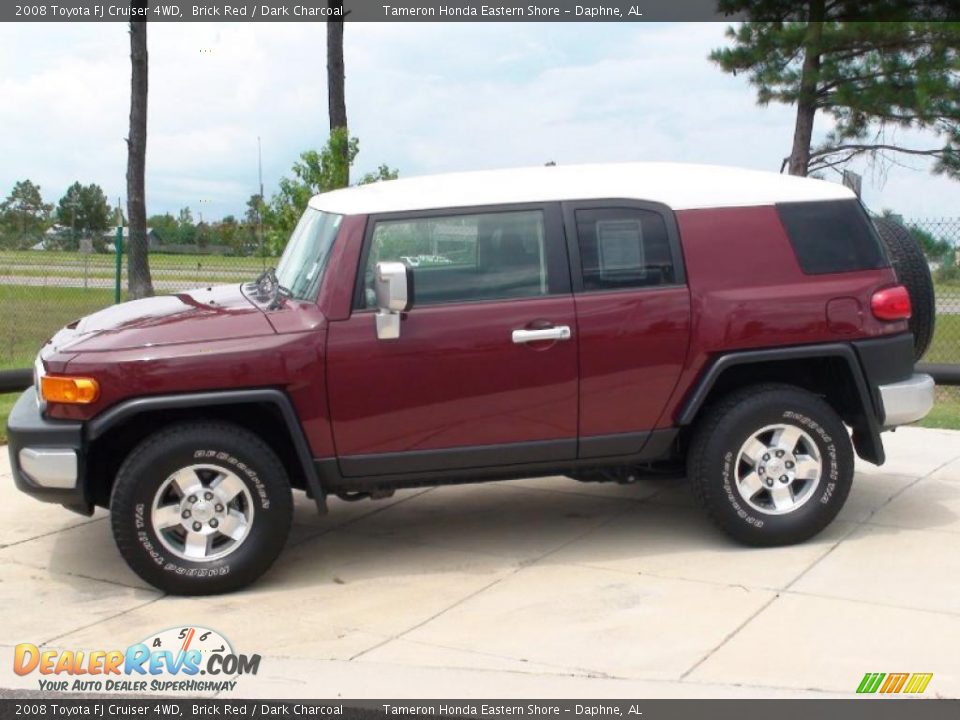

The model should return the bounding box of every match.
[0,21,956,222]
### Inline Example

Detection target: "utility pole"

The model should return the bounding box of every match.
[258,135,265,266]
[114,196,123,303]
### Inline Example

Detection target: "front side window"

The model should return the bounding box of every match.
[275,208,343,300]
[575,207,677,290]
[362,209,548,307]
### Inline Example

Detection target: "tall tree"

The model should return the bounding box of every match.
[0,180,52,249]
[56,182,111,240]
[327,0,349,187]
[263,130,397,254]
[710,3,960,178]
[126,11,154,299]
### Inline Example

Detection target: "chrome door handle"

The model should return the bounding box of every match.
[512,326,572,344]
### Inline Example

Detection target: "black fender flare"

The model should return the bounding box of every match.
[86,388,327,510]
[677,343,885,465]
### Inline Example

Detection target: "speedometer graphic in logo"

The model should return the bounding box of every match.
[141,625,233,667]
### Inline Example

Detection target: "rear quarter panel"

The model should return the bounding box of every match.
[659,205,905,426]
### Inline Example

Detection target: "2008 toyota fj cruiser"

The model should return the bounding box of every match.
[7,163,936,594]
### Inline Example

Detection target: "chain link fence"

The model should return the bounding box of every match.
[0,228,270,371]
[906,217,960,420]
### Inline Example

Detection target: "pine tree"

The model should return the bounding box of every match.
[0,180,52,248]
[327,0,349,187]
[710,2,960,178]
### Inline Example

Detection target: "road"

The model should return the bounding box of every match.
[0,274,246,292]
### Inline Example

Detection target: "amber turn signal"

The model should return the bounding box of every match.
[40,376,100,404]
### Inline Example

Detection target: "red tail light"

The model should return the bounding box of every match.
[871,285,912,321]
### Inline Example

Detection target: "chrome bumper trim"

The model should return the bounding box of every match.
[18,448,78,489]
[880,373,935,428]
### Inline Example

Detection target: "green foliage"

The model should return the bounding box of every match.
[936,260,960,284]
[147,209,257,256]
[358,164,400,185]
[147,212,179,244]
[907,223,953,260]
[710,4,960,177]
[244,194,262,226]
[54,182,111,249]
[0,179,52,249]
[263,130,399,255]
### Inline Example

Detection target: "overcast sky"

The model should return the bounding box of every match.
[0,21,956,222]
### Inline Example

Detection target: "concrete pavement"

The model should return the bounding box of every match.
[1,426,958,698]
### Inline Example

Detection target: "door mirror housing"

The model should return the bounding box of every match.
[374,261,413,340]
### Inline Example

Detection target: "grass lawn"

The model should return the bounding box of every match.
[0,285,118,370]
[0,392,19,444]
[924,313,960,364]
[0,250,265,285]
[915,389,960,431]
[0,249,266,271]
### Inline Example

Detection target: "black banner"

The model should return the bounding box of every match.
[1,699,960,720]
[4,0,960,23]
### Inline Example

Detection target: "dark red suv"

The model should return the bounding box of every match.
[7,163,935,594]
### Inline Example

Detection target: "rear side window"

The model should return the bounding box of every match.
[575,207,677,290]
[777,200,888,275]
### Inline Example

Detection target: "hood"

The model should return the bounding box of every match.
[49,284,275,353]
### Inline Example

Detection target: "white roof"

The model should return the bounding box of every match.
[309,162,854,216]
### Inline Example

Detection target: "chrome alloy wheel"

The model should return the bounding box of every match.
[734,424,822,515]
[150,464,255,562]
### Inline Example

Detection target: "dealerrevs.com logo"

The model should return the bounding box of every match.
[14,626,260,693]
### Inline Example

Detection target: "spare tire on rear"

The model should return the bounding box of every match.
[872,217,936,361]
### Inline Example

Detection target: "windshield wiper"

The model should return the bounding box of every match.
[251,267,292,310]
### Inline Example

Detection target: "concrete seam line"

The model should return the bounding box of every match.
[0,516,106,550]
[40,595,165,646]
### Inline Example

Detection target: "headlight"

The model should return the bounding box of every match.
[34,355,46,410]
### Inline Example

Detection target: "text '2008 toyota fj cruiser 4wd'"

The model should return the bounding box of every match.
[8,163,935,595]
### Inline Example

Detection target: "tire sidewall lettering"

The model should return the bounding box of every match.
[721,451,764,528]
[130,449,270,577]
[133,499,233,576]
[782,409,840,505]
[193,449,271,510]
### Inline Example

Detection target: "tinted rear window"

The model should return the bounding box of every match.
[777,200,888,275]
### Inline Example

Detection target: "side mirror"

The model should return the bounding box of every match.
[374,261,413,340]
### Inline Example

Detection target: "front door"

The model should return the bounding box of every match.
[326,203,578,477]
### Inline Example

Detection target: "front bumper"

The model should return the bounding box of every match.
[6,388,91,515]
[879,373,935,428]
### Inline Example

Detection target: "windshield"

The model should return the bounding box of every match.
[275,208,343,301]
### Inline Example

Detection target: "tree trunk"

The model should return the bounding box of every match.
[126,15,153,299]
[787,2,825,177]
[327,1,348,187]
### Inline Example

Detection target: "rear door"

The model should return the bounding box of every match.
[563,200,691,457]
[325,203,578,476]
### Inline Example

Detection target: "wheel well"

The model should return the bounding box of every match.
[687,356,869,430]
[86,402,308,508]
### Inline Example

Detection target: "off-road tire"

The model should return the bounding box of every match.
[110,422,293,595]
[873,216,936,361]
[687,384,854,546]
